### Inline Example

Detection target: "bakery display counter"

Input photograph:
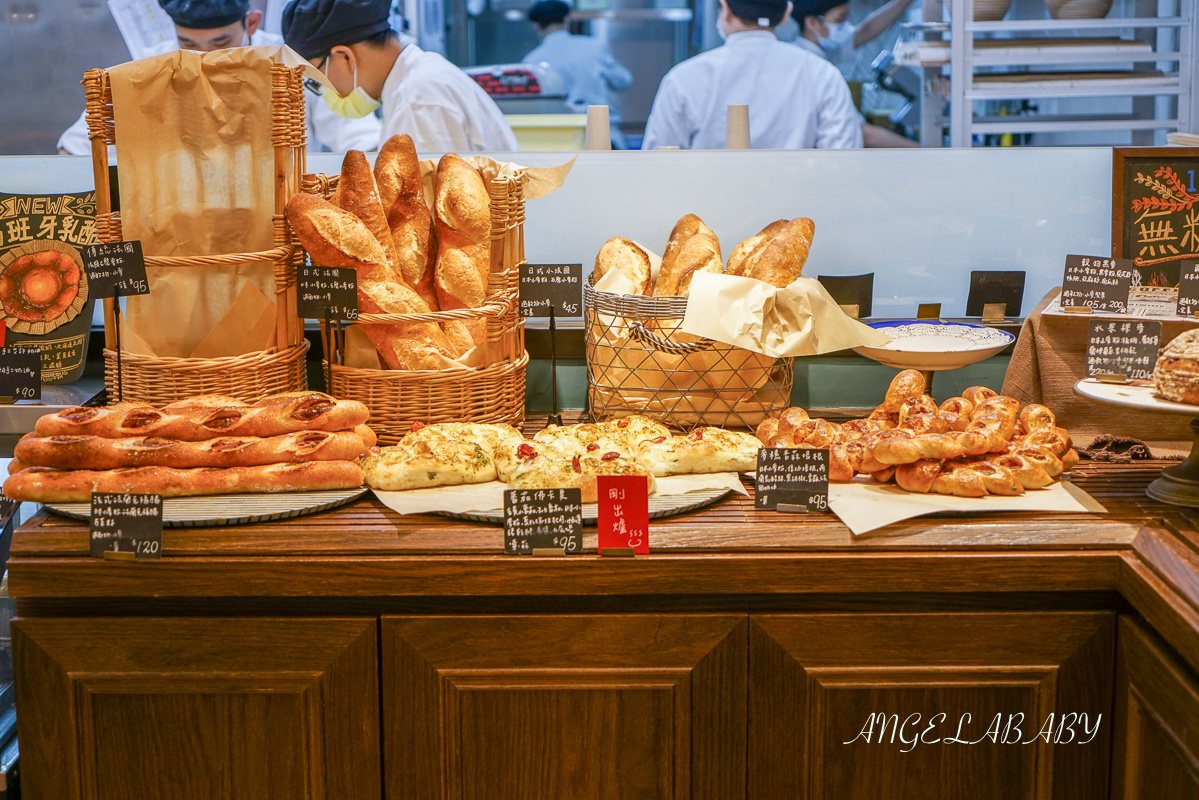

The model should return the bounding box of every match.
[7,439,1199,799]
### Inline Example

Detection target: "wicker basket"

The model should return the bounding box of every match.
[84,62,309,404]
[306,169,528,445]
[584,274,792,431]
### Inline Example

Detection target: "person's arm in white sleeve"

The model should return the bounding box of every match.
[813,69,864,149]
[641,76,688,150]
[383,102,475,154]
[57,112,91,155]
[600,46,633,92]
[308,95,382,152]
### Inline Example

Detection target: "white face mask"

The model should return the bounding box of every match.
[321,58,381,119]
[816,19,856,52]
[716,9,731,41]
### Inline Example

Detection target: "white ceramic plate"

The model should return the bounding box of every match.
[1073,378,1199,417]
[853,321,1015,371]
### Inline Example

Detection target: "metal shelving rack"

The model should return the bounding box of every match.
[917,0,1197,146]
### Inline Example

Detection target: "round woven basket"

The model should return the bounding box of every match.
[1046,0,1112,19]
[103,340,309,406]
[329,351,528,445]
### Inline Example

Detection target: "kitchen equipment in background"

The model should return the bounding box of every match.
[464,62,583,150]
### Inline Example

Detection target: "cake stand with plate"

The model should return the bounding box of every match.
[1074,378,1199,506]
[853,320,1016,388]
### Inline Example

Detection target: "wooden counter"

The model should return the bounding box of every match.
[8,460,1199,800]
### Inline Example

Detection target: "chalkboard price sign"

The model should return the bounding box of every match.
[1085,319,1162,381]
[1060,255,1133,314]
[755,448,830,511]
[0,347,41,401]
[1176,261,1199,316]
[503,487,583,554]
[1113,147,1199,290]
[520,263,582,317]
[81,240,149,298]
[89,492,163,560]
[297,266,359,321]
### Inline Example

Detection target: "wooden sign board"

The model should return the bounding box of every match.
[755,448,829,512]
[519,263,582,317]
[1060,254,1133,314]
[89,492,163,560]
[1113,147,1199,293]
[503,488,582,554]
[1085,319,1162,381]
[297,265,359,321]
[81,241,149,298]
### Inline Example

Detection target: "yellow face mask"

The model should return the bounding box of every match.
[320,58,381,119]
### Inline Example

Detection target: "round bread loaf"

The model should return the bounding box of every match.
[1154,329,1199,403]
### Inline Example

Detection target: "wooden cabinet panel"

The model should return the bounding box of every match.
[749,612,1114,800]
[382,614,746,800]
[12,617,380,800]
[1113,616,1199,800]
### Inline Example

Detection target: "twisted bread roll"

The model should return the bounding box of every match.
[881,370,927,412]
[990,452,1055,489]
[374,134,439,312]
[962,386,998,406]
[939,397,975,416]
[15,429,367,471]
[654,214,722,297]
[433,153,492,352]
[1018,403,1055,432]
[3,461,364,503]
[35,392,369,441]
[286,193,457,370]
[594,237,652,296]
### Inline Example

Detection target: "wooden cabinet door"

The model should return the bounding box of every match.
[382,614,746,800]
[13,617,380,800]
[749,612,1114,800]
[1112,616,1199,800]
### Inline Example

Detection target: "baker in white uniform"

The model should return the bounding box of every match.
[524,0,633,148]
[56,0,381,155]
[282,0,519,153]
[641,0,862,150]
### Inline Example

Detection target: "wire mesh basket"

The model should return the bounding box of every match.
[584,274,793,431]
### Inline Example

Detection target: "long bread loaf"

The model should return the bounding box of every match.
[594,237,651,295]
[653,214,723,297]
[35,392,369,441]
[3,461,365,503]
[374,134,439,312]
[433,153,491,352]
[338,150,401,274]
[737,217,815,288]
[286,193,457,370]
[726,219,787,277]
[15,429,368,471]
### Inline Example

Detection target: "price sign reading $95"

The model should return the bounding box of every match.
[81,241,150,298]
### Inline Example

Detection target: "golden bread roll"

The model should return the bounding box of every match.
[726,219,788,277]
[738,217,815,288]
[653,214,723,297]
[285,193,456,370]
[433,153,491,351]
[594,237,651,295]
[373,134,439,312]
[337,150,401,274]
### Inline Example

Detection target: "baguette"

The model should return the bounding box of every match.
[3,461,365,503]
[737,217,815,288]
[433,153,491,350]
[653,214,722,297]
[15,429,368,471]
[374,134,439,312]
[35,392,369,441]
[337,150,401,274]
[594,237,651,295]
[726,219,787,277]
[286,193,457,370]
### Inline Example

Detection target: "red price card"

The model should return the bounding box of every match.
[597,475,650,554]
[0,320,6,348]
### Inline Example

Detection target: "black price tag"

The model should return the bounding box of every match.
[89,492,163,560]
[755,448,829,511]
[81,240,149,298]
[503,487,582,554]
[1060,255,1133,314]
[1085,319,1162,380]
[519,263,582,317]
[297,266,359,321]
[1176,260,1199,316]
[0,347,41,401]
[817,273,874,318]
[966,270,1026,317]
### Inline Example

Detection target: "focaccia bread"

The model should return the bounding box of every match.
[653,214,723,297]
[1154,328,1199,404]
[35,392,370,441]
[633,427,763,476]
[3,460,364,503]
[374,134,439,312]
[533,415,671,453]
[15,429,368,471]
[360,439,496,491]
[507,451,657,503]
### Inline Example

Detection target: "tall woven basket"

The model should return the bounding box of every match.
[305,170,527,446]
[83,64,309,406]
[584,274,792,431]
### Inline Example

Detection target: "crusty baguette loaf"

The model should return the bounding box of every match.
[286,193,457,370]
[726,219,787,277]
[594,237,651,295]
[15,429,368,471]
[738,217,815,288]
[433,153,491,350]
[374,135,440,312]
[3,461,365,503]
[338,150,401,274]
[653,214,723,297]
[35,392,369,441]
